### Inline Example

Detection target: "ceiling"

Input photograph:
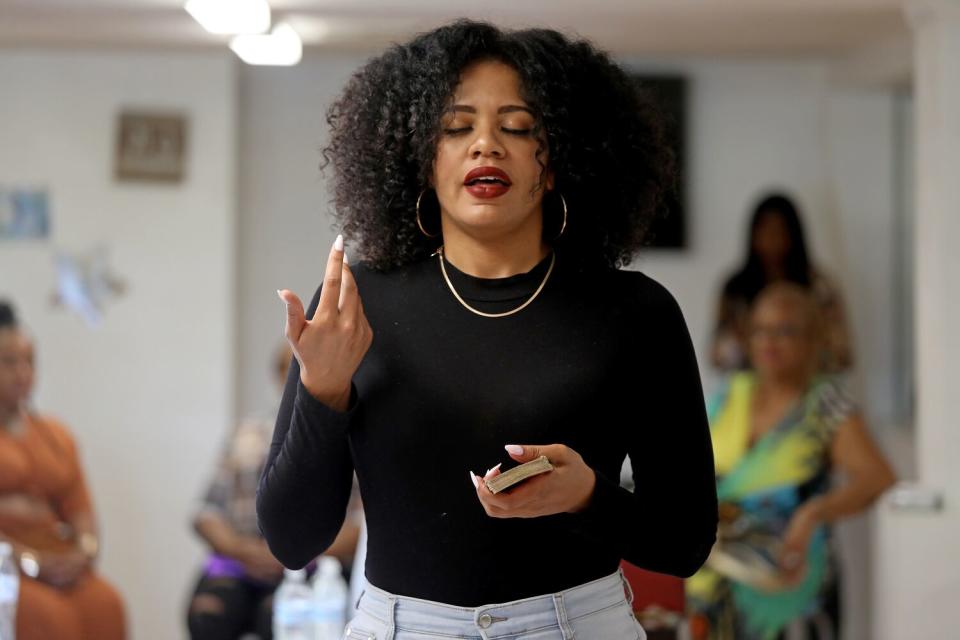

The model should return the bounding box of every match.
[0,0,911,57]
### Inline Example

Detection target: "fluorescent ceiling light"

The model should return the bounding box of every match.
[230,23,303,66]
[185,0,271,35]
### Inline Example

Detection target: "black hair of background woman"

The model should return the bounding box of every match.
[724,193,813,303]
[0,300,17,329]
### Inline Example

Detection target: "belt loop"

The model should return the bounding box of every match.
[619,567,635,607]
[552,593,575,640]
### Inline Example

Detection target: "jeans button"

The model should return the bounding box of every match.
[478,613,493,628]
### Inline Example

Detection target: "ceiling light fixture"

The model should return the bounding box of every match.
[184,0,271,35]
[229,23,303,66]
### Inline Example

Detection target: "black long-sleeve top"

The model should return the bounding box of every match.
[257,247,718,606]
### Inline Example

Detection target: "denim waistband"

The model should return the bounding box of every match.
[355,568,634,639]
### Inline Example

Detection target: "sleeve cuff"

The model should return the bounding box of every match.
[295,379,360,421]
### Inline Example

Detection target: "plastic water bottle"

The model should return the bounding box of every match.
[273,568,316,640]
[312,557,347,640]
[0,542,18,640]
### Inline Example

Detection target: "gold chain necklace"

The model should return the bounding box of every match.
[433,245,556,318]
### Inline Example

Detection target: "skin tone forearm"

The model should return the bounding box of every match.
[195,511,285,582]
[779,413,897,582]
[194,511,246,557]
[195,511,360,576]
[323,520,361,565]
[790,413,897,532]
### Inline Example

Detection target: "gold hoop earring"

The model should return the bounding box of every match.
[552,193,568,241]
[416,189,441,238]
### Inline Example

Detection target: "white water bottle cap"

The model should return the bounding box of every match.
[283,568,307,582]
[318,556,342,575]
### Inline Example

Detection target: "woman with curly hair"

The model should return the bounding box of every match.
[258,19,718,639]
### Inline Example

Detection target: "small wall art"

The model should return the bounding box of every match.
[115,111,188,182]
[0,187,50,240]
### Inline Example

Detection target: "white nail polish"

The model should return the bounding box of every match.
[343,252,349,265]
[469,472,479,489]
[334,234,344,251]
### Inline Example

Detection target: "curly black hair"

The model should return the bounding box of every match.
[321,19,676,271]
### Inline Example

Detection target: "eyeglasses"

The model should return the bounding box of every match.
[749,324,805,340]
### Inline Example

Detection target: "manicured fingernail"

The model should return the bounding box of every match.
[484,463,502,479]
[469,472,479,489]
[505,445,524,456]
[334,234,344,251]
[277,289,285,302]
[343,252,349,265]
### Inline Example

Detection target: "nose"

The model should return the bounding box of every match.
[468,123,505,159]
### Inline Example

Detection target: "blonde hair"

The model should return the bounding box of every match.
[751,282,825,345]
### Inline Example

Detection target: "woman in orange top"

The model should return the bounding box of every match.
[0,301,125,640]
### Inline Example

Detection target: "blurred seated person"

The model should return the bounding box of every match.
[687,284,895,639]
[187,343,362,640]
[712,193,852,374]
[0,300,126,640]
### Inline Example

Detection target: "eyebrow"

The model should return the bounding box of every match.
[448,104,534,115]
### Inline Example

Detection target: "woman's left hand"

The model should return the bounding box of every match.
[471,444,596,518]
[778,501,822,585]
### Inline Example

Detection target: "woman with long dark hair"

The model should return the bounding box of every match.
[711,193,852,373]
[258,20,718,639]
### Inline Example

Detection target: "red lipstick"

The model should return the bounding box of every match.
[463,166,512,199]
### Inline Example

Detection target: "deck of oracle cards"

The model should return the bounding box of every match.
[483,455,554,494]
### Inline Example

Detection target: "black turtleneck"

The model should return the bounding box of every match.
[257,247,718,606]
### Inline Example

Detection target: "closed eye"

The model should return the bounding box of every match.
[442,127,532,136]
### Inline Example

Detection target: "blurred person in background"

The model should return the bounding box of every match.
[711,193,853,374]
[0,300,126,640]
[687,284,895,640]
[187,342,361,640]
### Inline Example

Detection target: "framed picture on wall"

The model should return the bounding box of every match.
[114,111,187,182]
[0,187,50,239]
[630,74,688,249]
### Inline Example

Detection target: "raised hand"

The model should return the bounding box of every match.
[277,234,373,412]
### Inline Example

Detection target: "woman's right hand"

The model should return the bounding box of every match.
[277,234,373,412]
[0,493,57,521]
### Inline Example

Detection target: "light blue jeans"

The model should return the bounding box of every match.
[344,568,647,639]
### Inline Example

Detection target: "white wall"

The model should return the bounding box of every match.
[237,54,367,418]
[617,59,899,425]
[0,50,236,640]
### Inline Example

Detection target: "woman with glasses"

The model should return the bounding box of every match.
[687,283,895,640]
